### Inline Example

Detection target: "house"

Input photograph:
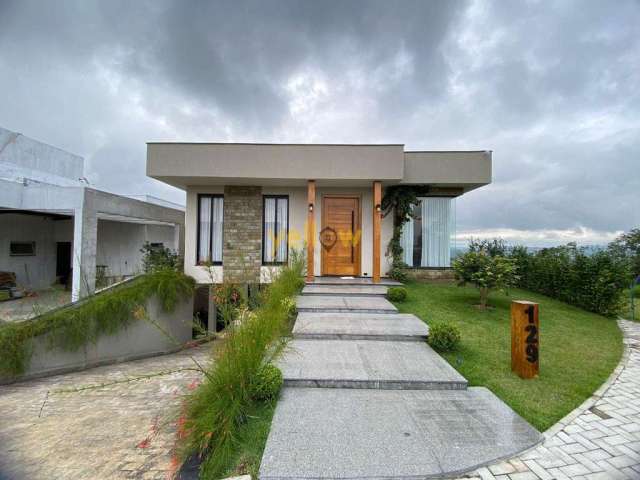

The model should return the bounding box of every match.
[0,127,185,305]
[146,143,491,290]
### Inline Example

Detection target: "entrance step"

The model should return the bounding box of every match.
[296,295,397,314]
[293,312,429,341]
[301,284,388,296]
[260,387,542,480]
[307,277,402,286]
[280,339,467,390]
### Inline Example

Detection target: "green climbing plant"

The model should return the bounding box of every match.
[381,185,429,280]
[0,269,195,378]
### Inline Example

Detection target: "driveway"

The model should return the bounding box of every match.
[0,288,71,322]
[0,343,213,480]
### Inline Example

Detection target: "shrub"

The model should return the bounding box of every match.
[280,296,296,317]
[387,286,408,302]
[249,363,283,402]
[453,249,518,308]
[428,322,461,352]
[213,282,245,326]
[468,238,508,257]
[176,250,305,478]
[140,242,182,272]
[509,243,629,317]
[608,228,640,279]
[387,262,409,282]
[633,284,640,298]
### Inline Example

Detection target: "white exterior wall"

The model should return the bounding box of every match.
[185,186,224,283]
[96,220,178,278]
[0,214,73,289]
[185,185,393,284]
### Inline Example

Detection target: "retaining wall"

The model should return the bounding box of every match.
[1,295,193,384]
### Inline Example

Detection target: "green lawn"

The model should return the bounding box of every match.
[394,282,623,431]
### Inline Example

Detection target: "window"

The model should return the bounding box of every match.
[10,241,36,256]
[197,195,224,265]
[399,197,456,268]
[263,196,289,264]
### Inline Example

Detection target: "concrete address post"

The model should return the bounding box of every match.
[511,300,539,379]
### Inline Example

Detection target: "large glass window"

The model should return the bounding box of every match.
[263,196,289,264]
[399,197,456,268]
[197,195,224,264]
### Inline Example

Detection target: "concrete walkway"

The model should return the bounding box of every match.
[260,281,542,479]
[0,343,212,480]
[459,319,640,480]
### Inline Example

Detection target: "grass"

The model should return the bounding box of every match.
[221,401,277,478]
[393,281,624,431]
[177,254,304,479]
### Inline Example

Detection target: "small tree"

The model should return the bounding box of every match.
[453,250,518,309]
[608,228,640,280]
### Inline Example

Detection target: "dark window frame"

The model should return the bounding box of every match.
[196,193,224,266]
[262,195,290,265]
[10,241,36,256]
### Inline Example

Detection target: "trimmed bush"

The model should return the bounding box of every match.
[387,286,408,302]
[249,363,283,402]
[509,244,629,317]
[427,322,461,352]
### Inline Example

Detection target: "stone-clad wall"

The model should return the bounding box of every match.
[223,186,263,283]
[405,268,455,283]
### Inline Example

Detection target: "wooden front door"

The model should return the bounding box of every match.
[321,196,361,276]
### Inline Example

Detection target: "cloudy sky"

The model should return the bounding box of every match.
[0,0,638,246]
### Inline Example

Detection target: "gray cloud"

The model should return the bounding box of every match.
[0,0,638,245]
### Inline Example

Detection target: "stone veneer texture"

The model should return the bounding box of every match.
[223,186,263,283]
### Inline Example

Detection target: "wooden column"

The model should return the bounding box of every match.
[372,181,382,283]
[511,300,539,379]
[306,180,316,282]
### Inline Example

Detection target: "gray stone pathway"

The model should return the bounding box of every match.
[458,319,640,480]
[301,284,388,296]
[0,343,213,480]
[261,281,542,479]
[281,338,467,389]
[307,277,402,286]
[293,312,429,340]
[296,294,398,313]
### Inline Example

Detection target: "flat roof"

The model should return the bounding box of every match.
[146,142,405,146]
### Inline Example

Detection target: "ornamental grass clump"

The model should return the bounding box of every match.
[175,252,305,479]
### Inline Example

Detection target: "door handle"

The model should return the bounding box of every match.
[351,211,355,263]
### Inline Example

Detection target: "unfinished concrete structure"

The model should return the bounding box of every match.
[0,127,185,303]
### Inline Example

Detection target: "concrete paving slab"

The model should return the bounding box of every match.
[259,387,542,480]
[296,295,398,314]
[280,339,466,389]
[293,312,429,341]
[302,284,389,296]
[307,277,402,286]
